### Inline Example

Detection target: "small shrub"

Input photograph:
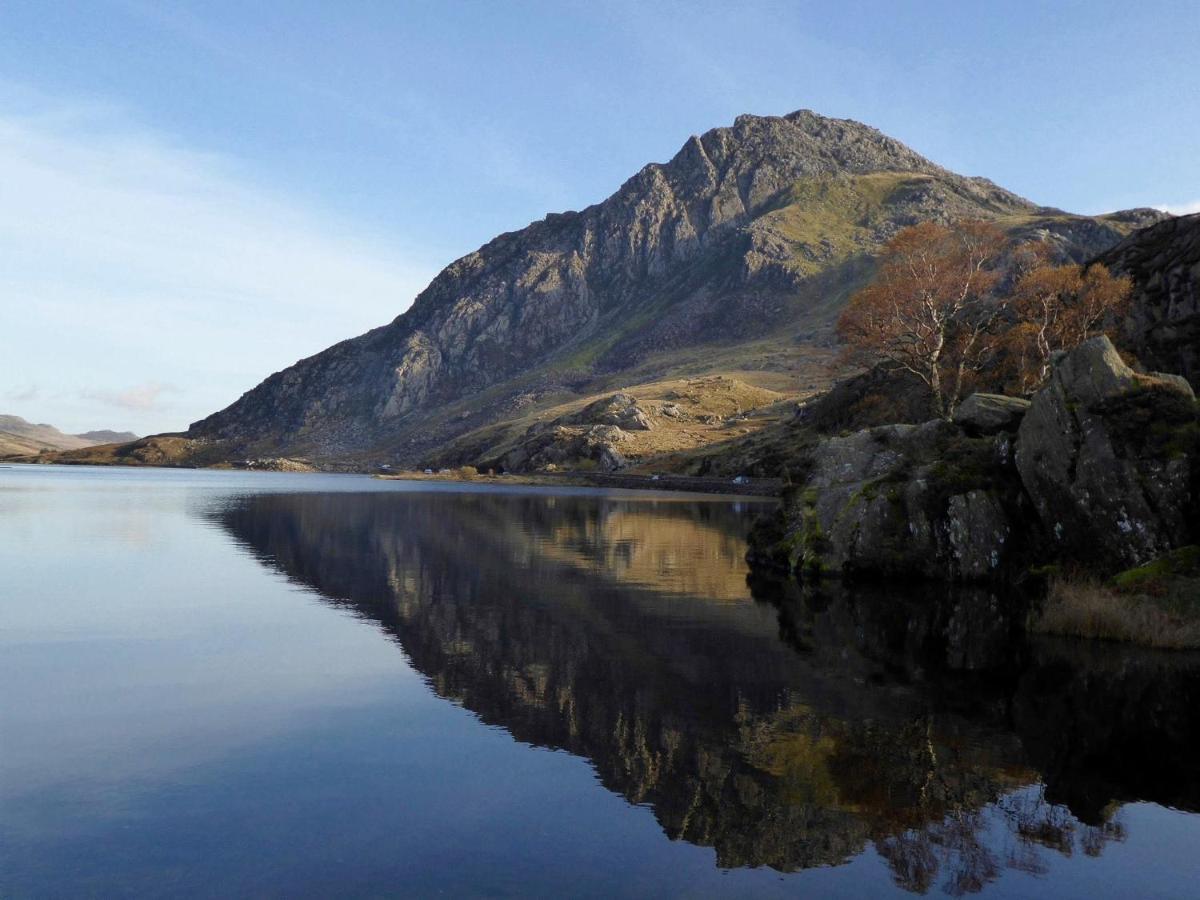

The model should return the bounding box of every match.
[1111,546,1200,602]
[456,465,479,480]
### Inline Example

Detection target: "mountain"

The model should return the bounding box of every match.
[0,415,138,457]
[173,111,1163,467]
[75,429,139,444]
[1100,212,1200,388]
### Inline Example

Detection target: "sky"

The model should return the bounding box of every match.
[2,0,1197,435]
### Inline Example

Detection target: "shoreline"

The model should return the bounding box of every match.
[375,469,782,498]
[1,459,782,500]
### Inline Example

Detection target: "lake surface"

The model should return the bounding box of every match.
[2,465,1199,898]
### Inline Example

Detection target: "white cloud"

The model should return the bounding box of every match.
[83,382,177,412]
[1158,200,1200,216]
[0,86,436,434]
[6,384,40,402]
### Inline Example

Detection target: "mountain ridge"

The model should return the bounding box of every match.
[81,110,1176,469]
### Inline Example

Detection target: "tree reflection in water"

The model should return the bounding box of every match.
[209,489,1200,894]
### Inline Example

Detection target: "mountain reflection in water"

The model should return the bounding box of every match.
[212,490,1200,894]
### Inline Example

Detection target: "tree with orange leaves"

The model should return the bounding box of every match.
[1003,261,1132,394]
[837,221,1008,419]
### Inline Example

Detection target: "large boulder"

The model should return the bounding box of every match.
[1015,335,1199,567]
[755,420,1027,581]
[953,393,1031,435]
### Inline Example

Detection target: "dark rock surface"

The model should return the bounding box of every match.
[754,420,1029,580]
[953,393,1031,435]
[1099,212,1200,388]
[1015,336,1198,568]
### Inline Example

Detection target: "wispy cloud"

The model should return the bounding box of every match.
[1159,200,1200,216]
[83,382,176,412]
[6,384,40,403]
[0,84,436,434]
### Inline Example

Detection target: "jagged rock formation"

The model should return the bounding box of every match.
[1101,212,1200,388]
[751,336,1199,580]
[184,110,1160,466]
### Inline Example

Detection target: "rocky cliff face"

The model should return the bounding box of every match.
[1100,212,1200,388]
[751,336,1199,580]
[1015,338,1197,567]
[186,110,1160,464]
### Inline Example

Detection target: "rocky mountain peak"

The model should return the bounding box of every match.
[186,111,1160,466]
[642,109,949,220]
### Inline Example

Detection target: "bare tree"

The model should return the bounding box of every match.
[838,221,1008,418]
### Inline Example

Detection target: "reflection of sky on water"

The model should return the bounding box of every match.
[2,464,1199,897]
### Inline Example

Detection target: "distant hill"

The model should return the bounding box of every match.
[0,415,138,458]
[75,429,139,444]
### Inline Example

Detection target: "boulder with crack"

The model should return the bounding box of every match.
[1015,335,1198,567]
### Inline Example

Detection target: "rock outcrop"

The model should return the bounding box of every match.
[181,110,1161,467]
[1016,336,1198,568]
[952,393,1031,435]
[492,392,657,471]
[752,420,1028,580]
[567,393,653,431]
[502,423,630,472]
[1099,212,1200,388]
[753,336,1199,581]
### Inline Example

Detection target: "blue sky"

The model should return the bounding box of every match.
[2,0,1197,434]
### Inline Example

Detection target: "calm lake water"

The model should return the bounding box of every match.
[2,465,1199,898]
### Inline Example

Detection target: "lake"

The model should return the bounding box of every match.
[2,465,1199,898]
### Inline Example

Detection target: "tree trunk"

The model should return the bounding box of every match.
[929,364,946,419]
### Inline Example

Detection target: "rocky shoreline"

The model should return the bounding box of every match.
[747,335,1199,585]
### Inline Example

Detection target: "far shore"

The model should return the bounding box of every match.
[374,468,782,498]
[0,458,782,499]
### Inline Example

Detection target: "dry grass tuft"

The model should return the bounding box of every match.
[1033,575,1200,650]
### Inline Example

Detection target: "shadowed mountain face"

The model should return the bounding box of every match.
[209,489,1200,888]
[187,110,1163,464]
[1103,212,1200,388]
